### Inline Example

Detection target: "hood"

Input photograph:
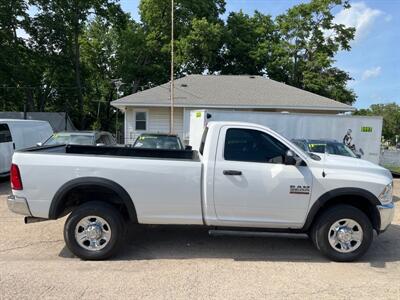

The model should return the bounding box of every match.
[315,153,392,179]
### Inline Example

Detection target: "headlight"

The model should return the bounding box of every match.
[379,182,393,204]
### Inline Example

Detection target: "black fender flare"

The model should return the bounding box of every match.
[302,187,380,231]
[49,177,137,222]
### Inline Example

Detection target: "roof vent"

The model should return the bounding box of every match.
[181,83,188,87]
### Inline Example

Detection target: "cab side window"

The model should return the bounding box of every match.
[0,124,12,143]
[224,128,288,164]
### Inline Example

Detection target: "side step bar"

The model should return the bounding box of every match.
[208,229,307,239]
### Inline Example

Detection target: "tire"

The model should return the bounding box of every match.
[310,205,373,262]
[64,201,125,260]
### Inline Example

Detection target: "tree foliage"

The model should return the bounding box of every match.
[0,0,361,131]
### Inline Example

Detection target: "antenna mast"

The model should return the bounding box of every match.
[170,0,174,133]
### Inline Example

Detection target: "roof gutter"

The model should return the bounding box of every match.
[111,102,355,112]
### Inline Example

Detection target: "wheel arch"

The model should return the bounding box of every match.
[49,177,137,222]
[303,187,381,232]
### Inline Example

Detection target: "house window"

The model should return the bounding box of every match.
[135,111,147,130]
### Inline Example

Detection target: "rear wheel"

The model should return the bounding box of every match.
[311,205,373,262]
[64,201,125,260]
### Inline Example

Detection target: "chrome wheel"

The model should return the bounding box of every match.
[75,216,112,251]
[328,218,363,253]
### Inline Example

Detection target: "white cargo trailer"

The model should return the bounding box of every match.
[189,110,383,164]
[0,119,53,176]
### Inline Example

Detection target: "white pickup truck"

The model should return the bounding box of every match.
[7,122,394,261]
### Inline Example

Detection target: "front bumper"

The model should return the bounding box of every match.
[377,203,395,232]
[7,195,32,216]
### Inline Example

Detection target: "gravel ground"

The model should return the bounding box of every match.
[0,178,399,299]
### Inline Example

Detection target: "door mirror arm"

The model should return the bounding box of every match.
[284,150,298,166]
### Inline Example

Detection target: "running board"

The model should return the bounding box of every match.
[208,229,307,239]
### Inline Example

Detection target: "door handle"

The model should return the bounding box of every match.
[223,170,242,176]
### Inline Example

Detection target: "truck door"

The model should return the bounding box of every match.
[213,126,313,227]
[0,123,14,175]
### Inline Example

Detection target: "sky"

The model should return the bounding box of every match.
[120,0,400,109]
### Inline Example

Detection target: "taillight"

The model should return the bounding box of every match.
[10,164,23,190]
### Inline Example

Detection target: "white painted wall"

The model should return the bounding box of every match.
[124,107,184,144]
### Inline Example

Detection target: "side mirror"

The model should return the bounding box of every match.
[185,145,192,151]
[284,150,297,165]
[36,142,43,147]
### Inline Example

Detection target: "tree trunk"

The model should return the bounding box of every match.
[25,88,34,112]
[105,88,113,131]
[132,78,141,93]
[38,88,46,112]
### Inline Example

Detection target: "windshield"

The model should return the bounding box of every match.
[307,141,357,158]
[326,143,357,158]
[43,133,94,145]
[290,141,321,161]
[133,135,183,150]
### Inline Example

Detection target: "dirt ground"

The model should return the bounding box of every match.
[0,178,399,299]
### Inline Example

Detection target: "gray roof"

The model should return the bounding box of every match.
[111,75,354,112]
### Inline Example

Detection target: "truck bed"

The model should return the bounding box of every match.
[13,144,203,223]
[22,144,198,160]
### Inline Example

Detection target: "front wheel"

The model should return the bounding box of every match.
[64,201,125,260]
[311,205,373,262]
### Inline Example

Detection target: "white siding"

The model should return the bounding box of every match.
[124,107,184,144]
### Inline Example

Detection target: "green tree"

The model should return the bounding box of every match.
[29,0,125,128]
[115,18,166,93]
[0,0,37,111]
[138,0,226,81]
[1,0,361,131]
[275,0,356,104]
[219,11,277,75]
[80,17,120,130]
[176,17,223,74]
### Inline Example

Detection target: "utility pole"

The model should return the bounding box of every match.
[170,0,174,134]
[111,78,124,142]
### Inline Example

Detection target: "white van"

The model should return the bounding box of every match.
[0,119,53,176]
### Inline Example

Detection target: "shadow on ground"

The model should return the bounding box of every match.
[59,223,400,267]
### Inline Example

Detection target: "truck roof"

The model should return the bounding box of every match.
[54,131,109,135]
[0,119,49,124]
[207,121,273,129]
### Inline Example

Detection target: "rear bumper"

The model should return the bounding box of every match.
[7,195,32,216]
[377,203,395,232]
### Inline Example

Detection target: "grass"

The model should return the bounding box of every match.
[383,165,400,174]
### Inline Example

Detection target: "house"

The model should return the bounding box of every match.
[111,75,354,144]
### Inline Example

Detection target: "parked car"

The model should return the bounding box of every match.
[292,139,360,158]
[133,133,185,150]
[0,119,53,177]
[8,122,394,262]
[42,131,116,147]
